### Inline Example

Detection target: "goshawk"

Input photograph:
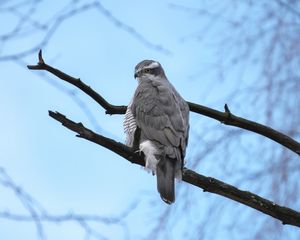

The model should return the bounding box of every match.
[123,60,189,204]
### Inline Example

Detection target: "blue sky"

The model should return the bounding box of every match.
[1,0,299,239]
[0,1,208,239]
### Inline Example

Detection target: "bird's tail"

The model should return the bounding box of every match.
[156,157,175,204]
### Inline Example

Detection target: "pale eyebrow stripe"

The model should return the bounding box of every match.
[147,61,159,69]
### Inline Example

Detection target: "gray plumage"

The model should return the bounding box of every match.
[123,60,189,204]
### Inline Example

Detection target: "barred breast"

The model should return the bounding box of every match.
[123,99,136,147]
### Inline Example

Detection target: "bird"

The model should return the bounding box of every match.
[123,60,189,204]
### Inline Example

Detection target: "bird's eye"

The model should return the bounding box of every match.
[144,69,151,73]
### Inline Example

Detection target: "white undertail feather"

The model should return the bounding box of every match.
[139,140,159,173]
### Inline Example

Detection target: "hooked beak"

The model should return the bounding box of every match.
[134,72,138,78]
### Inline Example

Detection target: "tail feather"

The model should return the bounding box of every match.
[156,157,175,204]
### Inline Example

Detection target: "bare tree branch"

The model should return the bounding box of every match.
[27,50,300,156]
[27,50,126,115]
[0,167,46,239]
[276,0,300,19]
[0,167,136,240]
[48,110,300,227]
[0,0,169,62]
[94,1,170,55]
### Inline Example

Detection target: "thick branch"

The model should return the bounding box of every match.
[189,103,300,156]
[49,111,300,228]
[27,50,300,156]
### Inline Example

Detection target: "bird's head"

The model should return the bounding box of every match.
[134,60,166,82]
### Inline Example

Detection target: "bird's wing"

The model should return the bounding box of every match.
[131,80,189,159]
[170,84,190,157]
